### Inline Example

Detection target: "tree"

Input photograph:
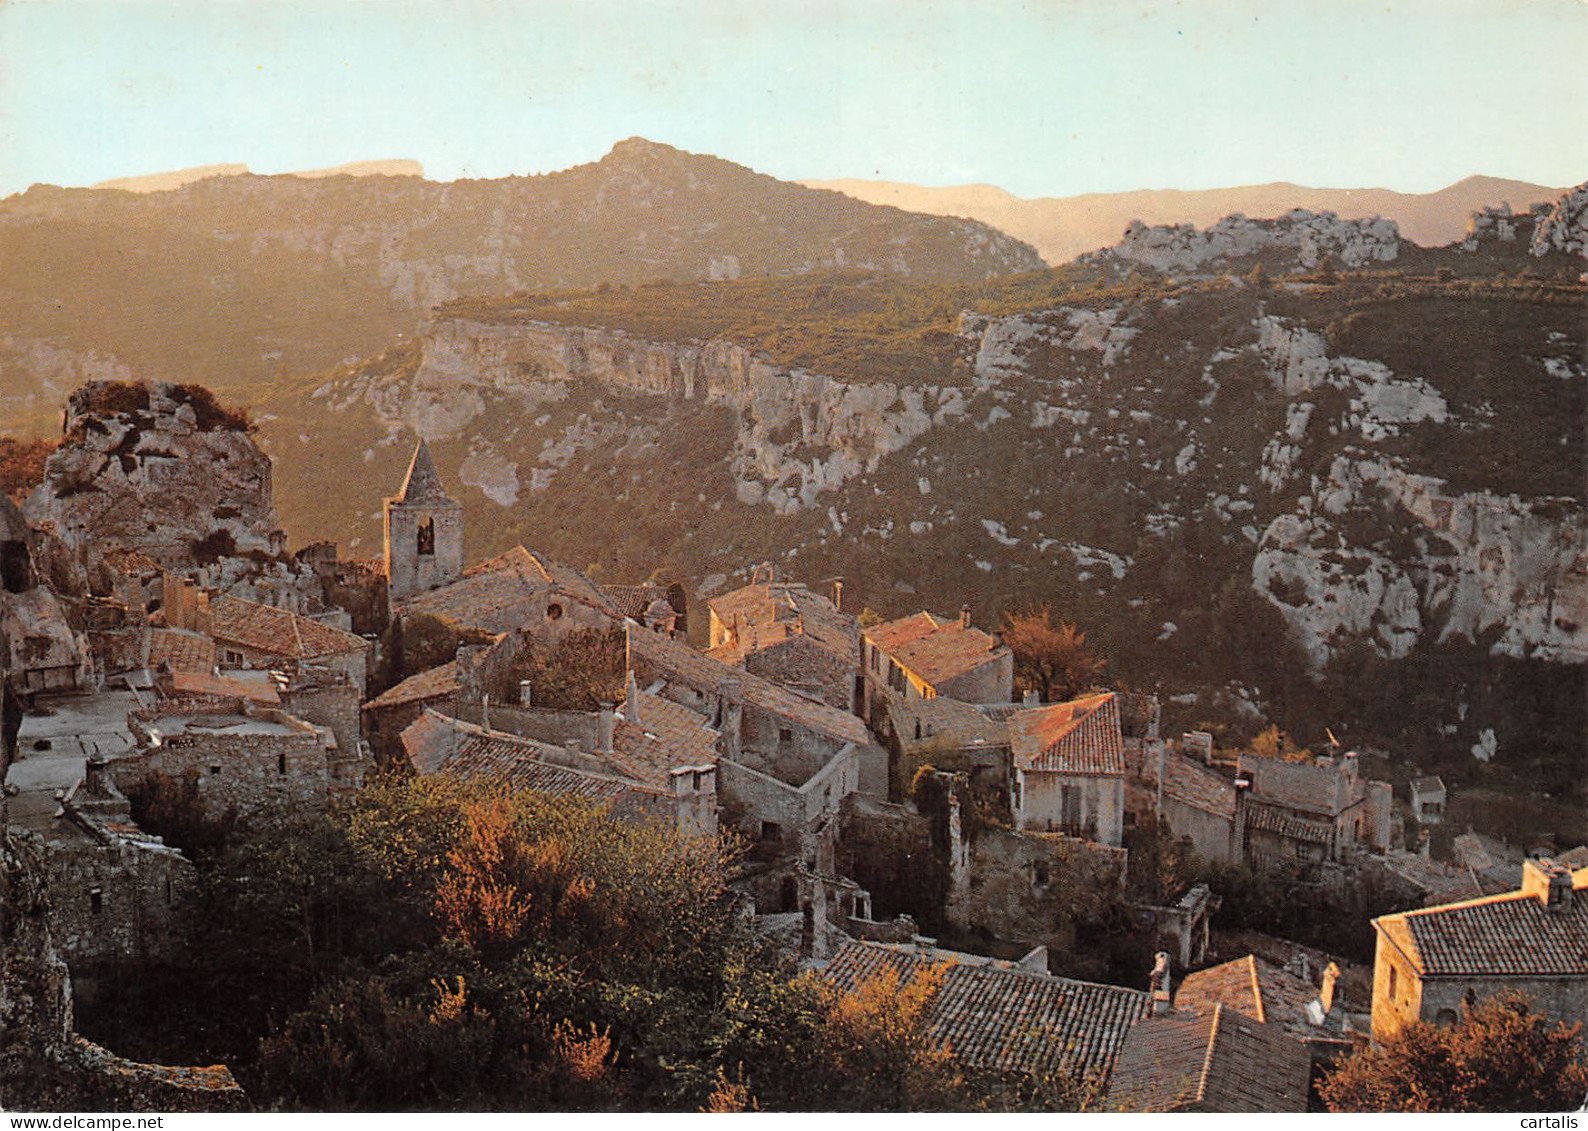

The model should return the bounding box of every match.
[1320,994,1588,1113]
[1002,606,1106,703]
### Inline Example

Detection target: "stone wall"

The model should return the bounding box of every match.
[1017,771,1125,847]
[933,650,1015,705]
[742,635,857,713]
[115,711,333,827]
[40,833,192,965]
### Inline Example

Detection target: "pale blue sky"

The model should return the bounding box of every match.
[1,0,1583,200]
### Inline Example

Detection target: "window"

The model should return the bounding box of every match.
[209,763,222,776]
[416,516,435,556]
[224,649,244,666]
[89,888,103,915]
[1388,965,1398,1000]
[779,727,792,745]
[546,602,563,621]
[278,752,287,776]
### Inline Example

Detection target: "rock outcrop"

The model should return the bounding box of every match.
[25,382,280,578]
[1530,181,1588,260]
[1102,209,1400,273]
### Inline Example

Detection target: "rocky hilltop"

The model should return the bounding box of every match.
[25,382,279,578]
[0,139,1041,434]
[1097,211,1402,273]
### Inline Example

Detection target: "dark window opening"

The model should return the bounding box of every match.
[209,764,222,776]
[779,875,798,913]
[416,516,435,556]
[546,602,563,621]
[778,727,792,745]
[1,541,32,594]
[278,752,287,776]
[89,888,103,915]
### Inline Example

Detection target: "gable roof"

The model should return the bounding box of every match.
[1374,864,1588,978]
[876,615,1007,689]
[823,939,1149,1081]
[1108,1005,1311,1112]
[612,690,720,786]
[1161,753,1236,818]
[1009,693,1125,776]
[399,545,615,634]
[627,624,874,749]
[363,659,462,711]
[207,594,369,661]
[392,439,457,506]
[602,583,675,621]
[1176,955,1344,1046]
[147,628,217,674]
[400,709,666,804]
[885,694,1009,753]
[708,581,856,662]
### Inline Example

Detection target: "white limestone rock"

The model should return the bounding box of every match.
[1529,182,1588,259]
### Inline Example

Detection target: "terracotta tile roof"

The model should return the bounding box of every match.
[1162,754,1236,818]
[401,710,665,804]
[1373,851,1485,907]
[879,617,1007,689]
[391,439,457,506]
[864,611,945,653]
[147,628,217,673]
[709,582,856,661]
[102,547,162,575]
[1245,803,1334,845]
[602,583,673,621]
[363,659,461,711]
[208,595,369,660]
[400,545,615,634]
[628,624,874,749]
[1108,1005,1311,1112]
[612,690,720,786]
[885,694,1009,752]
[1009,693,1124,776]
[1374,865,1588,978]
[169,670,281,705]
[1176,955,1340,1045]
[823,939,1149,1080]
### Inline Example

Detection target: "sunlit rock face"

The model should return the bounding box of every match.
[1103,209,1400,273]
[1530,182,1588,260]
[25,382,279,578]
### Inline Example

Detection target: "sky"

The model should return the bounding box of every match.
[0,0,1584,201]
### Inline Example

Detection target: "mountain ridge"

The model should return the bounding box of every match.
[801,174,1570,264]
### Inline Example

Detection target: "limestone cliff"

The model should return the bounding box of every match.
[1530,181,1588,260]
[1098,209,1400,273]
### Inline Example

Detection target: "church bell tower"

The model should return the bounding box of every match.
[384,439,463,602]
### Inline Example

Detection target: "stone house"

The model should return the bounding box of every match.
[1175,953,1356,1070]
[397,545,620,642]
[602,582,687,637]
[161,574,372,697]
[626,623,885,832]
[878,693,1010,801]
[822,937,1150,1087]
[112,702,357,827]
[1107,1003,1312,1112]
[707,578,859,712]
[1008,693,1127,847]
[1236,752,1393,870]
[1409,775,1447,824]
[32,759,194,965]
[1157,753,1239,864]
[0,496,90,701]
[400,708,716,837]
[861,607,1013,714]
[1370,857,1588,1041]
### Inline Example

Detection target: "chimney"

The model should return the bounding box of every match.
[518,680,533,707]
[1231,776,1251,862]
[960,603,972,630]
[831,578,843,611]
[597,703,615,755]
[1319,962,1340,1014]
[1150,951,1172,1015]
[625,669,640,722]
[1022,689,1039,707]
[720,678,743,760]
[1522,857,1574,912]
[912,934,937,956]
